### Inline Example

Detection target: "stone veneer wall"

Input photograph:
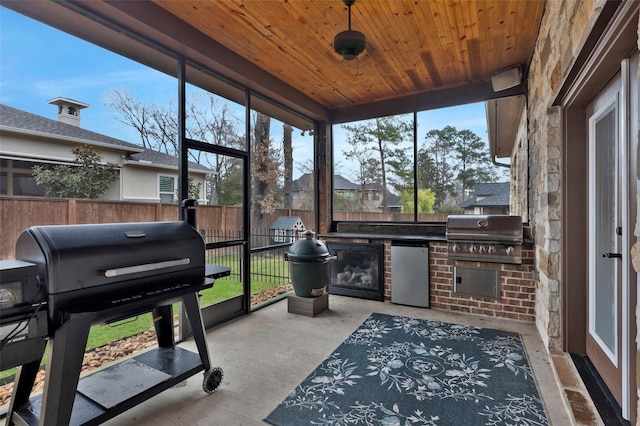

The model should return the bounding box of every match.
[509,107,529,224]
[515,0,608,350]
[516,1,639,417]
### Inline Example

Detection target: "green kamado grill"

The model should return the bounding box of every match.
[284,230,335,297]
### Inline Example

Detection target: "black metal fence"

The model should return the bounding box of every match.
[202,228,293,287]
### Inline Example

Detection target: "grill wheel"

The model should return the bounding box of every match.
[203,367,224,393]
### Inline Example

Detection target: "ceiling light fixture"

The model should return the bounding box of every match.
[333,0,366,61]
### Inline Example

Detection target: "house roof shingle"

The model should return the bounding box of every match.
[294,173,382,192]
[383,191,401,207]
[459,182,510,208]
[292,173,401,208]
[0,104,143,151]
[0,103,210,172]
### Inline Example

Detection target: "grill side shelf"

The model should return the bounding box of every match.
[10,347,205,426]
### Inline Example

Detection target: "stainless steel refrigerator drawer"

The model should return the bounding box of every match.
[390,243,429,307]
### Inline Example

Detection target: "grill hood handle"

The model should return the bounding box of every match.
[104,258,191,278]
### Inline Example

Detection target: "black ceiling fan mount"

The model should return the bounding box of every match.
[333,0,366,61]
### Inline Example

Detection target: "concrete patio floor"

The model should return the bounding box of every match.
[93,295,598,425]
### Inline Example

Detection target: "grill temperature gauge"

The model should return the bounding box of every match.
[0,288,16,304]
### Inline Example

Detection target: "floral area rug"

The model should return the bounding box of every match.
[265,313,549,425]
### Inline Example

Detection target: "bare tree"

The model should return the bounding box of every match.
[251,112,282,235]
[104,89,244,205]
[104,89,155,149]
[187,93,244,204]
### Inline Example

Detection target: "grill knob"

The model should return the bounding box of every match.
[469,245,477,253]
[488,246,496,255]
[479,245,486,254]
[505,246,514,255]
[451,243,461,252]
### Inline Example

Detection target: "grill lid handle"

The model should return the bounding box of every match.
[476,219,488,228]
[104,258,191,278]
[124,231,146,238]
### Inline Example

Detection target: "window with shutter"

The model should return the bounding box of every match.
[159,175,175,203]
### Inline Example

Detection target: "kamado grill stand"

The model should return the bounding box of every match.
[4,200,230,426]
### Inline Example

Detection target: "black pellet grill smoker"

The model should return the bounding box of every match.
[0,200,230,426]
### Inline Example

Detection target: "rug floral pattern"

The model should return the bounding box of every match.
[265,313,549,426]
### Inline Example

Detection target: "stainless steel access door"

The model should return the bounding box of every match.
[390,243,429,307]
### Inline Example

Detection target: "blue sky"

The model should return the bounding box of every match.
[1,7,500,179]
[0,8,176,144]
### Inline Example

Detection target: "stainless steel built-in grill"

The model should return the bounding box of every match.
[4,217,230,426]
[446,215,523,264]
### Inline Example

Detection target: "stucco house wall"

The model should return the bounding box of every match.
[0,103,209,203]
[120,165,207,203]
[1,131,125,199]
[120,166,161,202]
[1,133,124,166]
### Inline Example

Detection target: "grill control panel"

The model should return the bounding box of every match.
[0,260,42,317]
[447,242,522,264]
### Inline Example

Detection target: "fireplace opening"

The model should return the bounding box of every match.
[326,242,384,301]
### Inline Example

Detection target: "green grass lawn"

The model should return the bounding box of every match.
[0,253,289,381]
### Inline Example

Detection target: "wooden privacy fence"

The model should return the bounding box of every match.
[333,211,449,222]
[0,197,315,260]
[0,197,447,260]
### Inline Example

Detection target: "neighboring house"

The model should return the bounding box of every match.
[0,99,210,203]
[458,182,510,215]
[270,216,305,244]
[292,173,401,212]
[380,191,402,213]
[290,172,314,210]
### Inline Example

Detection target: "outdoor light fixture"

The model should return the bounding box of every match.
[491,65,522,92]
[333,0,366,61]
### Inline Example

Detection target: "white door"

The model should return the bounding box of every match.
[587,71,623,406]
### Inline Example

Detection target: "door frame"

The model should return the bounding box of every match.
[555,1,638,421]
[586,73,622,399]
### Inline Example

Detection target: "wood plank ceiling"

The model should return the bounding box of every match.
[2,0,544,123]
[154,0,544,110]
